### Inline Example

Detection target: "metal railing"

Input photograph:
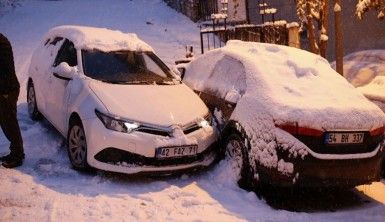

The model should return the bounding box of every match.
[200,23,288,54]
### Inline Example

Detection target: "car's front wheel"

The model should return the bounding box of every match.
[27,81,42,120]
[224,132,254,189]
[67,118,90,170]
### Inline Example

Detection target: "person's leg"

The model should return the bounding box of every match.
[0,89,24,162]
[0,96,12,161]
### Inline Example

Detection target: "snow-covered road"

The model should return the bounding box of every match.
[1,1,385,221]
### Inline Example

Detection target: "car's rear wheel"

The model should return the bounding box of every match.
[67,118,90,170]
[27,81,42,120]
[224,132,254,189]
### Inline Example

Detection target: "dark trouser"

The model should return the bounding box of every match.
[0,89,24,159]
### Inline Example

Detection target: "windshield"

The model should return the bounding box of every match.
[82,50,178,84]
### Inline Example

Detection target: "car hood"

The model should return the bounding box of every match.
[89,81,208,127]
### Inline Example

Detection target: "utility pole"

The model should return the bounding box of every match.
[334,0,343,75]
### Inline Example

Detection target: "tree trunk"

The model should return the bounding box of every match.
[319,0,329,58]
[306,1,319,54]
[334,0,343,75]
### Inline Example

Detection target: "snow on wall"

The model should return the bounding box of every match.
[45,25,154,52]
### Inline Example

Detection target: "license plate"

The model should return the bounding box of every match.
[324,132,365,145]
[155,145,198,158]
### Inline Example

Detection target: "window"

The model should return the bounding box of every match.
[204,56,246,98]
[142,53,167,78]
[81,50,176,84]
[54,39,77,67]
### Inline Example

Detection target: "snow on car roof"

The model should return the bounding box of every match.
[45,25,154,52]
[185,40,385,131]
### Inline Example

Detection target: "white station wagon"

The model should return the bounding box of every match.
[27,25,218,174]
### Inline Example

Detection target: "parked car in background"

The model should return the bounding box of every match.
[339,50,385,111]
[27,25,218,175]
[181,40,385,189]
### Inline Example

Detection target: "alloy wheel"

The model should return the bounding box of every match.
[68,125,87,168]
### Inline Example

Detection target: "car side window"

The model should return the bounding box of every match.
[205,56,246,99]
[53,39,77,67]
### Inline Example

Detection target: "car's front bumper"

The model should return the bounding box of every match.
[82,118,219,175]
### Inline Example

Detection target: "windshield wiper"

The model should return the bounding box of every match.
[100,79,153,85]
[155,79,181,85]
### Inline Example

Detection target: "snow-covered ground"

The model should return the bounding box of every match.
[1,1,385,221]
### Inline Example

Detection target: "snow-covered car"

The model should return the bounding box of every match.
[27,25,218,174]
[182,40,385,188]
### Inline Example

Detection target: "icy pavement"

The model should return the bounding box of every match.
[1,0,385,221]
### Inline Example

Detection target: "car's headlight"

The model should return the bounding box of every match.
[198,113,212,128]
[95,110,139,133]
[198,119,210,128]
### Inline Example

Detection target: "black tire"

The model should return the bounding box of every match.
[67,118,90,171]
[223,132,254,189]
[27,81,42,120]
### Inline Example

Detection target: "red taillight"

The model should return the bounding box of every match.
[370,126,385,136]
[277,123,323,137]
[277,124,297,135]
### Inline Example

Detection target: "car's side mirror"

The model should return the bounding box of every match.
[52,62,77,80]
[177,67,186,80]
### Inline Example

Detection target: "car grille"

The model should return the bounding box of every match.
[135,114,211,137]
[94,143,217,167]
[295,133,383,154]
[137,127,171,137]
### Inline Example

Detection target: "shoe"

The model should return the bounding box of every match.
[2,158,23,168]
[0,154,11,162]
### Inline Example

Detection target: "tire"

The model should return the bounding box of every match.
[223,132,254,189]
[27,81,42,120]
[67,118,90,170]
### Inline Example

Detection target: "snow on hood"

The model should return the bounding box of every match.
[88,81,208,127]
[45,25,154,52]
[223,41,385,131]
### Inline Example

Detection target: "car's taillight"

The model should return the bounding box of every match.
[277,123,323,137]
[370,126,385,136]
